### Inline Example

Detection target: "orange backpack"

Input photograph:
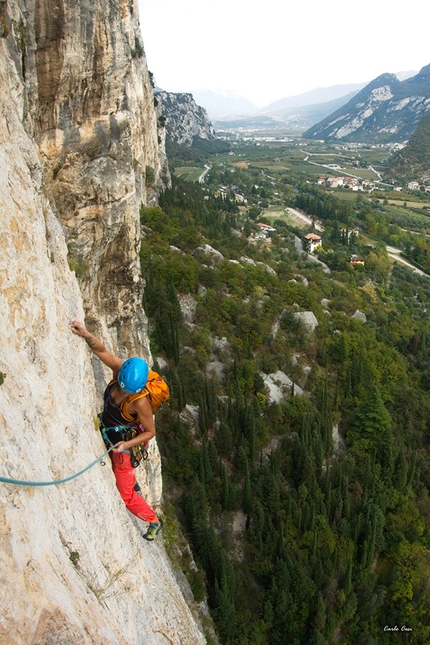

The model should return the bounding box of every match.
[115,371,170,422]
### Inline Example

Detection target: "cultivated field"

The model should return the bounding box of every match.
[174,166,205,181]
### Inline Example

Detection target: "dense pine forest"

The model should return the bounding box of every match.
[141,167,430,645]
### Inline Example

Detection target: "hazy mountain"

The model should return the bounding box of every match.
[267,92,363,129]
[303,64,430,143]
[395,70,418,81]
[212,114,283,131]
[213,92,366,133]
[386,112,430,182]
[193,84,366,123]
[190,90,258,119]
[259,83,367,114]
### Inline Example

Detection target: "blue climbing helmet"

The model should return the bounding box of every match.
[118,358,149,394]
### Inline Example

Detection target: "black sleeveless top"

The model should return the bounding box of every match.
[101,382,139,444]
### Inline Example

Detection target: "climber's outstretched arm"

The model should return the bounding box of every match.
[69,318,123,375]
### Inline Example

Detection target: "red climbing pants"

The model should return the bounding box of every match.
[110,452,158,524]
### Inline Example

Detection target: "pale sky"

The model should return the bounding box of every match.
[137,0,429,107]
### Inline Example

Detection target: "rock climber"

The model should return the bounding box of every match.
[69,318,163,541]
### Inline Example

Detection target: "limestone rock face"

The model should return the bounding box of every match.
[156,91,216,146]
[0,69,204,645]
[5,0,170,366]
[0,3,205,644]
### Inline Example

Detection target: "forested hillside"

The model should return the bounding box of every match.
[387,113,430,182]
[140,174,430,645]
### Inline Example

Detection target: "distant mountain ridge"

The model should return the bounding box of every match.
[259,83,368,114]
[212,94,360,133]
[303,65,430,143]
[156,91,216,146]
[213,92,369,134]
[193,84,367,121]
[269,92,364,130]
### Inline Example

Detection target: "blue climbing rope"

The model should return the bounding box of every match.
[0,446,115,487]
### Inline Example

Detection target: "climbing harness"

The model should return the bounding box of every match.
[100,373,168,468]
[100,421,148,468]
[99,391,149,469]
[0,445,115,487]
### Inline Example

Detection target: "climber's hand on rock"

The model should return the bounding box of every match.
[69,319,87,336]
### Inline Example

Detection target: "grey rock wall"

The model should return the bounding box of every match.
[0,2,206,643]
[5,0,169,363]
[156,91,216,146]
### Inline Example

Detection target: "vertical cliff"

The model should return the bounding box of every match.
[156,91,216,146]
[7,0,170,359]
[0,1,205,644]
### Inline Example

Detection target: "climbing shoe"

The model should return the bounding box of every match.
[142,517,164,541]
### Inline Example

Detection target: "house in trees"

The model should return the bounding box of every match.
[361,179,374,190]
[235,193,247,203]
[327,176,345,188]
[257,222,276,236]
[304,233,322,253]
[408,181,421,191]
[349,254,365,266]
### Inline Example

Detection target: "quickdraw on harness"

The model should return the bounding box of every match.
[98,412,148,469]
